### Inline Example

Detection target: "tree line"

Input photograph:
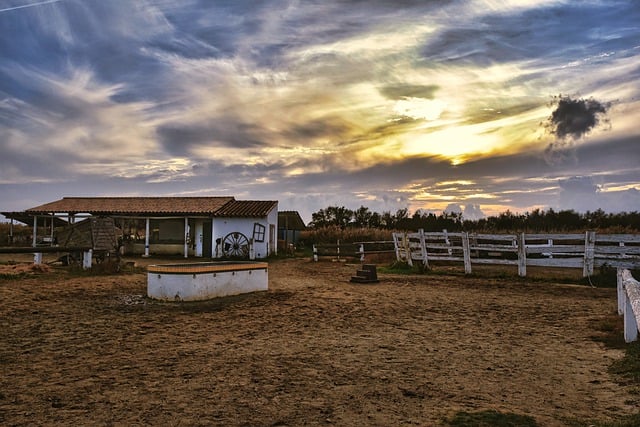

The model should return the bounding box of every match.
[309,206,640,233]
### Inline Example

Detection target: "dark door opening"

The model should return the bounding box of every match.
[203,221,212,258]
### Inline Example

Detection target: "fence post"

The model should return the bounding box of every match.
[336,239,340,262]
[418,229,429,269]
[404,232,413,267]
[393,233,401,262]
[517,233,527,277]
[443,229,452,255]
[313,244,318,262]
[622,269,640,343]
[583,230,595,277]
[462,232,472,274]
[359,244,365,263]
[625,296,638,343]
[618,268,625,315]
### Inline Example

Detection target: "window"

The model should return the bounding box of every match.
[252,222,266,242]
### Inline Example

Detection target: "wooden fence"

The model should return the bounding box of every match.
[312,240,396,262]
[312,230,640,277]
[618,269,640,343]
[392,230,640,277]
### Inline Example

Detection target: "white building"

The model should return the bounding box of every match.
[4,196,278,259]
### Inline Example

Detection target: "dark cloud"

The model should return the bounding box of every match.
[546,95,610,140]
[543,95,611,165]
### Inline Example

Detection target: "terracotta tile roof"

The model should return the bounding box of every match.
[25,197,235,215]
[214,200,278,217]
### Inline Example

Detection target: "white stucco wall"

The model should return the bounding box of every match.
[212,208,277,259]
[147,266,268,301]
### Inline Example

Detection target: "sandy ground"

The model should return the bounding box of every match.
[0,255,637,426]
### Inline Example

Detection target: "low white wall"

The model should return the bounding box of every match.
[147,265,268,301]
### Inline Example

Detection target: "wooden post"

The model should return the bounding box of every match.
[32,215,38,248]
[443,229,452,255]
[393,233,401,262]
[624,297,638,343]
[359,244,365,263]
[32,215,42,265]
[618,268,625,315]
[583,230,595,277]
[49,216,54,246]
[517,232,527,277]
[337,239,340,262]
[418,229,429,269]
[622,269,640,343]
[462,232,472,274]
[184,217,189,258]
[144,218,150,257]
[404,232,413,267]
[83,249,92,270]
[313,244,318,262]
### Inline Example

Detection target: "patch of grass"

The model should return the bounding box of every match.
[583,311,640,424]
[579,263,618,287]
[609,340,640,387]
[379,261,424,275]
[592,312,640,388]
[442,410,537,427]
[591,314,627,349]
[572,330,640,426]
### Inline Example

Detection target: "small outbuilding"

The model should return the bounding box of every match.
[3,196,278,259]
[277,211,306,250]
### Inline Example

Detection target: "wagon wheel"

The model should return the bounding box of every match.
[222,232,250,258]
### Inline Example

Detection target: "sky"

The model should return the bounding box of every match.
[1,0,639,224]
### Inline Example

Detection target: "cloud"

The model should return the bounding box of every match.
[546,95,611,140]
[543,95,611,165]
[1,0,639,224]
[558,175,640,213]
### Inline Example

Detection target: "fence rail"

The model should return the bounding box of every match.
[392,230,640,277]
[312,231,640,277]
[618,269,640,342]
[312,240,397,262]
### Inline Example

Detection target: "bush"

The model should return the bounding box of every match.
[300,226,393,246]
[0,222,32,246]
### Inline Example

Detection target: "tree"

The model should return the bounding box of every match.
[309,206,353,228]
[353,206,373,228]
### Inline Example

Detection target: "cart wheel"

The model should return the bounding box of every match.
[222,232,250,258]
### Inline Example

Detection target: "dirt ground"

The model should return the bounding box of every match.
[0,255,637,426]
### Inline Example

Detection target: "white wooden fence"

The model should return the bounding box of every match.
[618,269,640,343]
[392,230,640,277]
